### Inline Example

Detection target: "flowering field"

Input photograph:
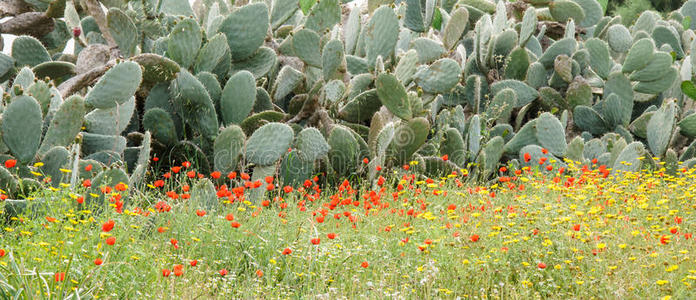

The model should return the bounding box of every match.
[1,158,696,299]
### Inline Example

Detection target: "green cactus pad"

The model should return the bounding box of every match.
[85,61,142,109]
[490,80,539,108]
[376,73,412,120]
[394,49,419,84]
[404,0,425,32]
[39,95,84,154]
[293,29,322,67]
[305,0,341,33]
[622,39,655,74]
[194,33,229,74]
[214,125,246,173]
[606,24,632,53]
[442,7,469,50]
[603,72,633,126]
[549,0,585,23]
[130,54,180,84]
[441,127,466,166]
[539,38,577,68]
[573,105,609,135]
[2,96,42,164]
[85,96,135,136]
[647,101,677,157]
[170,70,218,141]
[218,3,269,61]
[388,117,430,164]
[628,52,672,82]
[142,108,178,146]
[585,38,611,80]
[295,127,330,161]
[229,47,277,79]
[254,88,275,112]
[338,89,382,123]
[413,58,461,94]
[280,149,315,187]
[190,178,218,210]
[322,39,347,81]
[328,125,359,176]
[504,47,530,81]
[273,65,304,101]
[535,112,567,156]
[240,111,287,135]
[487,88,516,123]
[652,25,684,59]
[39,146,70,187]
[678,113,696,138]
[245,122,294,166]
[271,0,298,29]
[411,38,446,64]
[11,36,52,67]
[503,119,537,155]
[107,8,138,57]
[525,62,547,89]
[167,18,202,69]
[221,71,256,125]
[365,6,399,67]
[611,141,645,174]
[633,67,677,94]
[82,132,127,156]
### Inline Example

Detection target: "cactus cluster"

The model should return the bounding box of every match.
[2,0,696,202]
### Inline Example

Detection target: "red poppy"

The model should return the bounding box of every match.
[282,248,292,255]
[0,249,5,257]
[102,220,115,232]
[182,161,191,168]
[162,269,171,277]
[82,179,92,188]
[186,171,196,178]
[311,238,320,245]
[256,269,264,277]
[361,261,369,268]
[241,173,250,180]
[211,171,221,179]
[228,171,237,179]
[441,154,448,161]
[115,183,127,191]
[76,196,84,204]
[470,234,480,242]
[573,224,581,231]
[196,210,206,217]
[327,233,336,239]
[171,166,181,173]
[94,258,103,265]
[154,180,165,188]
[283,186,293,193]
[190,260,198,267]
[523,153,531,163]
[231,221,241,228]
[219,269,228,276]
[4,159,16,169]
[362,158,369,164]
[173,264,184,276]
[152,156,159,162]
[538,262,546,269]
[55,272,65,282]
[105,236,116,245]
[261,200,270,207]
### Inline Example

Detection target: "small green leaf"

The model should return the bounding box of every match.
[300,0,317,15]
[684,16,692,31]
[670,51,677,62]
[432,8,442,31]
[681,81,696,100]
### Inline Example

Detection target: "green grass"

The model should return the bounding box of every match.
[1,162,696,299]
